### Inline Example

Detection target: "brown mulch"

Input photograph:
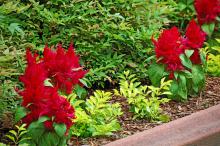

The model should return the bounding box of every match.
[72,77,220,146]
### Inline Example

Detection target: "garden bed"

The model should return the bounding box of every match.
[1,77,219,146]
[0,1,220,146]
[71,77,220,146]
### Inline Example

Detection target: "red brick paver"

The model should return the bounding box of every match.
[105,104,220,146]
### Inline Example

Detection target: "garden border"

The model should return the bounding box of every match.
[105,104,220,146]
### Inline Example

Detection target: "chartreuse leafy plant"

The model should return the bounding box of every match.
[149,20,206,101]
[5,124,30,145]
[114,71,171,122]
[207,39,220,76]
[69,90,122,137]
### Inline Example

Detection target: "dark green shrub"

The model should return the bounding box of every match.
[1,0,176,87]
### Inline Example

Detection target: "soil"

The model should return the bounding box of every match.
[1,77,219,146]
[71,77,220,146]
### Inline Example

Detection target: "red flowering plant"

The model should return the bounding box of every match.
[43,43,87,94]
[148,20,207,101]
[15,43,87,145]
[194,0,220,36]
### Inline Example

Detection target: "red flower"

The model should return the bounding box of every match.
[20,50,46,88]
[19,48,76,134]
[22,86,75,132]
[184,19,206,64]
[152,27,185,77]
[43,43,87,94]
[185,19,206,49]
[194,0,220,25]
[19,50,47,106]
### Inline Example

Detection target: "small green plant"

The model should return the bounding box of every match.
[114,71,170,122]
[208,54,220,76]
[70,90,123,137]
[5,124,30,145]
[207,39,220,76]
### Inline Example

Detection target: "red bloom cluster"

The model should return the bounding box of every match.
[184,19,206,64]
[43,43,87,94]
[194,0,220,25]
[18,43,87,134]
[152,20,206,78]
[152,27,185,73]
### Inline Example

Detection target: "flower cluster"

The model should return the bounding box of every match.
[43,43,87,94]
[184,19,206,64]
[194,0,220,25]
[18,43,87,134]
[152,27,185,73]
[152,20,206,78]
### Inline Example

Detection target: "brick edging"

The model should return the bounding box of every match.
[105,104,220,146]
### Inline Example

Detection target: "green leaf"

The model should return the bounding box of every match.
[148,63,165,86]
[58,137,68,146]
[8,23,24,37]
[170,79,186,101]
[180,54,192,69]
[8,23,20,34]
[19,130,28,137]
[200,51,207,66]
[53,123,66,137]
[80,78,91,88]
[178,74,187,100]
[5,135,16,143]
[182,70,192,78]
[185,50,194,58]
[18,137,31,144]
[74,85,87,99]
[192,65,205,93]
[15,107,27,122]
[44,79,53,87]
[38,134,49,146]
[38,116,50,123]
[174,72,179,80]
[44,132,60,146]
[202,23,215,37]
[9,130,17,137]
[28,122,45,141]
